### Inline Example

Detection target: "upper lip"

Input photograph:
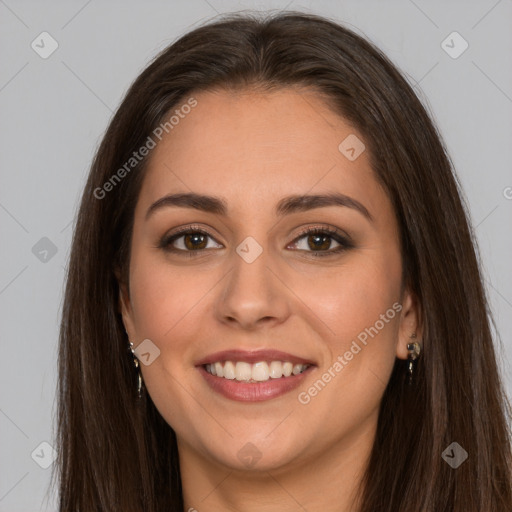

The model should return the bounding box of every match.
[195,349,316,367]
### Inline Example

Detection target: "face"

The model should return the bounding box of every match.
[120,87,419,474]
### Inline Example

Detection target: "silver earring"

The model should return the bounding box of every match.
[129,340,143,398]
[406,333,421,385]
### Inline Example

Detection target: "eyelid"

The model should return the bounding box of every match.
[166,223,215,237]
[292,223,352,243]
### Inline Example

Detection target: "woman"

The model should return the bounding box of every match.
[52,10,512,511]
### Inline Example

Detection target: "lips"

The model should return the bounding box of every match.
[195,349,317,402]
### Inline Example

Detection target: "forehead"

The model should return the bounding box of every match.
[138,87,386,220]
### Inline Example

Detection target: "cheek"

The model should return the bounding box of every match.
[127,250,227,408]
[128,252,214,342]
[295,253,402,424]
[299,253,402,351]
[127,254,220,435]
[295,250,402,408]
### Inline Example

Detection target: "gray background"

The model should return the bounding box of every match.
[1,0,511,510]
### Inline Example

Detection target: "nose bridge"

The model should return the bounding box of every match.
[215,235,290,328]
[233,236,270,292]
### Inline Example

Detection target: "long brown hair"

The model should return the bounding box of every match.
[52,10,512,511]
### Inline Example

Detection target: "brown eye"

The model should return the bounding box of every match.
[306,233,334,251]
[288,227,353,257]
[182,233,208,250]
[160,229,223,254]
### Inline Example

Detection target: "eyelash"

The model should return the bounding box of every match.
[158,224,353,258]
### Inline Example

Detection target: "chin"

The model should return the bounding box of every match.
[200,429,306,473]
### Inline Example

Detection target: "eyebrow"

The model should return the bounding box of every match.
[145,192,373,222]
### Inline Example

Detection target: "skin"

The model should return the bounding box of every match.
[120,87,421,512]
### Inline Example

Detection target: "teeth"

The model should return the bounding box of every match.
[269,361,282,379]
[235,362,252,381]
[292,364,303,375]
[252,362,269,382]
[283,362,293,377]
[223,361,236,380]
[204,360,310,381]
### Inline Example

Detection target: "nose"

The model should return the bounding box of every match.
[214,243,291,331]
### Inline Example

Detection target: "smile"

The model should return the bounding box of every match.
[196,349,316,401]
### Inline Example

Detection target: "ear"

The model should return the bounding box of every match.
[116,269,137,342]
[395,288,422,360]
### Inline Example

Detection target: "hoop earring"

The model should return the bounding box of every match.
[129,340,143,399]
[406,333,421,385]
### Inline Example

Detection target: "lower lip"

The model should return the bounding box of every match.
[197,365,314,402]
